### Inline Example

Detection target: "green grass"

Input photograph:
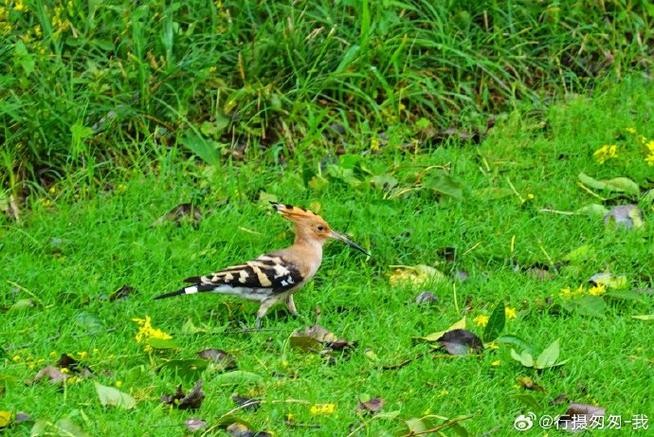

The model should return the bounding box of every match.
[2,0,654,194]
[2,77,654,435]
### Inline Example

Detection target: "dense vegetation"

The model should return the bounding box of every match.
[1,0,653,194]
[2,1,654,435]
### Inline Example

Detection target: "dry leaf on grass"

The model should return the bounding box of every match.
[161,380,205,411]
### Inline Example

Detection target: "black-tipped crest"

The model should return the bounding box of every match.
[270,201,317,219]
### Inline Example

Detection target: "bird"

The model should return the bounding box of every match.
[154,202,369,328]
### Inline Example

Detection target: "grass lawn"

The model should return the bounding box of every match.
[2,77,654,435]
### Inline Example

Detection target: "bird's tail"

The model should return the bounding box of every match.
[153,284,209,300]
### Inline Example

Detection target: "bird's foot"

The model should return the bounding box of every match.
[237,320,261,332]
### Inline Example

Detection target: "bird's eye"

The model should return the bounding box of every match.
[317,225,325,231]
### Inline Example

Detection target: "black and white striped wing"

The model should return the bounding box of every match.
[156,255,303,301]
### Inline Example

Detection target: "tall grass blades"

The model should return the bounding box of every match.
[0,0,652,191]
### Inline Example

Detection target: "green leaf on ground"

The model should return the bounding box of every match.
[146,337,179,350]
[389,264,446,286]
[561,296,607,318]
[212,371,263,386]
[510,349,535,368]
[158,359,208,379]
[483,301,506,342]
[578,173,640,196]
[511,339,566,370]
[535,339,560,369]
[576,203,609,217]
[179,131,221,165]
[422,171,464,200]
[496,335,532,353]
[31,417,89,437]
[94,382,136,409]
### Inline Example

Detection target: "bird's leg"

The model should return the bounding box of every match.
[254,298,277,329]
[285,294,299,316]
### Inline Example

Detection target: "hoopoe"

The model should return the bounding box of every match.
[154,202,369,327]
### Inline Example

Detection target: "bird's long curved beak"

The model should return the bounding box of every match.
[330,231,370,256]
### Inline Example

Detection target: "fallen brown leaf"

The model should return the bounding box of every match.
[232,394,261,411]
[161,381,205,411]
[437,329,483,355]
[357,397,384,415]
[226,422,272,437]
[153,203,202,228]
[516,376,545,392]
[109,284,136,302]
[415,291,438,305]
[197,348,237,370]
[185,418,207,433]
[161,385,185,406]
[290,325,355,353]
[178,381,205,410]
[31,366,69,385]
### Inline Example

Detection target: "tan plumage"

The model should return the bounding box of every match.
[154,202,369,327]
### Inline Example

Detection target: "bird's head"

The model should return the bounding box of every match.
[270,202,370,256]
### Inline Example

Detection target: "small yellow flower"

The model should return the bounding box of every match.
[526,193,535,200]
[60,367,70,374]
[132,316,172,344]
[560,285,586,298]
[115,380,123,388]
[14,0,27,12]
[645,140,654,166]
[626,127,637,134]
[12,354,22,362]
[588,283,606,296]
[310,403,336,415]
[491,360,501,367]
[77,351,88,360]
[485,341,499,350]
[473,314,489,327]
[66,376,79,385]
[49,351,58,358]
[505,306,517,320]
[559,287,572,298]
[593,144,618,164]
[370,137,380,152]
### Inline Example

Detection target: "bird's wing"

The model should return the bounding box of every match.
[165,254,304,301]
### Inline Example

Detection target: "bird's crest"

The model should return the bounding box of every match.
[270,202,321,221]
